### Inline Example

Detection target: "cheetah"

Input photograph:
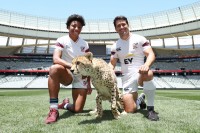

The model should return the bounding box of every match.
[71,52,125,119]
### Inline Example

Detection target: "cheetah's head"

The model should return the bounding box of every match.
[71,52,93,76]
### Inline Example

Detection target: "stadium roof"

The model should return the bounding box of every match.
[0,1,200,55]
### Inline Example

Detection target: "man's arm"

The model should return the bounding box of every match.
[53,49,72,69]
[139,47,155,74]
[144,47,155,67]
[86,77,92,94]
[109,56,118,70]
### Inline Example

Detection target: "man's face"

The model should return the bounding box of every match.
[115,20,129,37]
[68,21,83,36]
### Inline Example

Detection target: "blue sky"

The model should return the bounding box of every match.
[0,0,199,20]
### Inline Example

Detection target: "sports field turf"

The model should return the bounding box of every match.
[0,89,199,133]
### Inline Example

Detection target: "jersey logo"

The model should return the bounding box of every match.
[124,58,133,64]
[83,80,87,85]
[124,87,129,92]
[133,43,138,49]
[66,45,70,49]
[125,53,134,58]
[80,46,85,52]
[116,47,121,51]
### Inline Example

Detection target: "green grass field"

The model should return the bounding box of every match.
[0,89,200,133]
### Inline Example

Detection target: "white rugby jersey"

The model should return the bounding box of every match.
[55,35,89,63]
[111,34,151,74]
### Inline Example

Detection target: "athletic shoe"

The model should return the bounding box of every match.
[58,98,70,109]
[138,93,146,109]
[45,108,59,124]
[147,110,159,121]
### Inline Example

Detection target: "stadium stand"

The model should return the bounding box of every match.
[26,76,48,88]
[186,75,200,88]
[159,75,196,88]
[0,1,200,89]
[0,75,36,88]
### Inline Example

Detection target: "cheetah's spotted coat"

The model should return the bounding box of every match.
[71,52,125,119]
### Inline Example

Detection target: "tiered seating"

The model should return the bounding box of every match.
[0,75,8,84]
[160,75,196,88]
[0,74,199,89]
[154,48,200,58]
[186,75,200,88]
[152,61,200,70]
[0,75,5,79]
[0,61,52,70]
[152,62,178,70]
[0,53,199,89]
[0,75,36,88]
[153,76,171,88]
[26,76,48,88]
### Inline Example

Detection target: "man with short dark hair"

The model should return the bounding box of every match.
[110,15,159,121]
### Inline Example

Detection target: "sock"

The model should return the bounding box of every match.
[64,103,73,110]
[137,94,143,104]
[50,98,58,110]
[64,103,69,109]
[136,99,141,109]
[143,89,155,107]
[136,94,145,109]
[143,80,156,107]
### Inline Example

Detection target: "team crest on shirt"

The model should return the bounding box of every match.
[83,80,87,86]
[116,47,121,51]
[124,87,129,92]
[125,53,134,58]
[133,43,138,49]
[80,46,85,52]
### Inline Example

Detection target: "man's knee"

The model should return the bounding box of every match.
[123,93,137,113]
[49,64,64,76]
[143,70,154,81]
[49,64,73,85]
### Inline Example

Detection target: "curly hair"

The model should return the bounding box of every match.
[66,14,85,28]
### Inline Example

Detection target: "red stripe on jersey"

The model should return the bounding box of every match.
[111,51,116,55]
[55,42,64,48]
[142,42,150,47]
[85,49,90,52]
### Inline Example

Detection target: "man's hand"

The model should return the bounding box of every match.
[139,65,149,74]
[87,84,92,95]
[85,76,92,95]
